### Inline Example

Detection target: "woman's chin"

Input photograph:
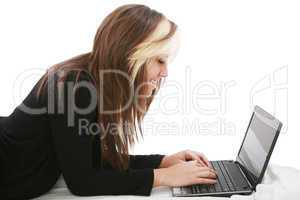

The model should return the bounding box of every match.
[145,88,155,97]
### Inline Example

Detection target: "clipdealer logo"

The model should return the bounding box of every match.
[250,66,288,134]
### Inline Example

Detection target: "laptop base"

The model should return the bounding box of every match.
[172,160,253,197]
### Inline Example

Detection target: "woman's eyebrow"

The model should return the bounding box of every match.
[158,53,169,58]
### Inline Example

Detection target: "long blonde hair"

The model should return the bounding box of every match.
[37,4,178,170]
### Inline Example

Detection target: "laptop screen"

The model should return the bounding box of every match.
[236,106,282,183]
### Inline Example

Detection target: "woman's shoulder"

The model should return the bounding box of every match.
[56,69,94,84]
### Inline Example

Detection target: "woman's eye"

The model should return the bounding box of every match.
[158,59,166,64]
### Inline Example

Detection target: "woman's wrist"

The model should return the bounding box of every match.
[159,155,169,168]
[153,168,166,187]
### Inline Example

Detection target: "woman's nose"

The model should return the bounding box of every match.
[160,65,168,78]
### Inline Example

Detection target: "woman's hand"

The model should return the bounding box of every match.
[153,160,217,187]
[159,150,211,168]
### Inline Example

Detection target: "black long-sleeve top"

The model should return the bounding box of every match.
[0,70,164,200]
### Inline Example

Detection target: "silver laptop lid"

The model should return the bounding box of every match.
[236,105,283,187]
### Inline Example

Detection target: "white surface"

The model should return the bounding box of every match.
[35,164,300,200]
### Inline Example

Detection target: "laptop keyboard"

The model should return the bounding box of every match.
[188,160,250,194]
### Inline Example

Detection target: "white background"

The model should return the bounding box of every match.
[0,0,299,170]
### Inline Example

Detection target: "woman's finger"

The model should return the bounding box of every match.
[194,178,217,185]
[195,151,211,168]
[210,168,218,175]
[185,151,206,166]
[197,171,217,180]
[197,167,217,177]
[185,150,212,169]
[195,161,206,167]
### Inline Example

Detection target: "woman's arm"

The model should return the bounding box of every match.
[49,71,156,196]
[129,154,165,169]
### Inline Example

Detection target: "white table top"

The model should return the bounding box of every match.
[36,164,300,200]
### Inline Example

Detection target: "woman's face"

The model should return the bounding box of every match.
[144,53,169,96]
[142,26,180,97]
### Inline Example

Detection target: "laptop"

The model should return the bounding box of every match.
[172,105,283,197]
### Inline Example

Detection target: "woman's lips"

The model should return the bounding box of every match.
[147,79,158,88]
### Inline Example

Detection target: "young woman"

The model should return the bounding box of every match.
[0,4,217,199]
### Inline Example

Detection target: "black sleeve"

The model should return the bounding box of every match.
[49,71,156,196]
[129,154,165,169]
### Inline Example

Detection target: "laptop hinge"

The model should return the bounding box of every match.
[235,162,254,189]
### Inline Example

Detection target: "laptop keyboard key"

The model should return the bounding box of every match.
[211,180,222,192]
[191,186,197,194]
[195,185,201,193]
[200,185,208,193]
[207,184,216,192]
[182,186,192,195]
[211,161,230,192]
[210,162,223,192]
[219,161,236,191]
